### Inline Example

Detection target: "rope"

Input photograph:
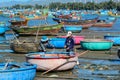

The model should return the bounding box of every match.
[35,26,40,42]
[11,30,21,44]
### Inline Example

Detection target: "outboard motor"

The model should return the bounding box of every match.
[117,48,120,58]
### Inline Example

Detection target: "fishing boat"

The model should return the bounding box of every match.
[104,35,120,45]
[53,14,71,19]
[58,35,85,45]
[11,24,63,36]
[63,25,82,33]
[8,19,28,27]
[80,39,113,50]
[10,40,45,53]
[61,18,98,29]
[25,52,78,71]
[20,14,47,20]
[52,14,72,23]
[0,62,36,80]
[91,19,116,27]
[108,11,120,17]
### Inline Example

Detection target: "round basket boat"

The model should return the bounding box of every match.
[80,39,113,50]
[10,40,40,53]
[47,37,66,48]
[104,35,120,45]
[0,62,36,80]
[26,52,78,71]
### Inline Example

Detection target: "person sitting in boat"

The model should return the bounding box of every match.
[41,36,49,43]
[40,36,54,49]
[64,31,75,56]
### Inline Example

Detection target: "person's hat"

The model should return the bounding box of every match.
[41,36,49,42]
[67,31,72,37]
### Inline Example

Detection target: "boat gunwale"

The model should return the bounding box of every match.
[26,52,77,59]
[81,39,113,43]
[0,63,36,72]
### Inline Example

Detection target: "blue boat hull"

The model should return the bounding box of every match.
[0,63,36,80]
[0,27,6,35]
[104,35,120,45]
[63,25,82,33]
[48,38,66,48]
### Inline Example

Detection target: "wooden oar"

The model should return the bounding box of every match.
[77,50,89,57]
[35,25,40,42]
[3,58,13,70]
[41,50,89,75]
[41,60,77,75]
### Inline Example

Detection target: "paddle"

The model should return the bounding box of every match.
[77,50,89,57]
[3,58,14,70]
[41,50,89,75]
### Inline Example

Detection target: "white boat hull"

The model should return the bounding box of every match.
[26,53,78,71]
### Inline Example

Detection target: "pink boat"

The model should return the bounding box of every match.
[58,36,85,44]
[25,52,78,71]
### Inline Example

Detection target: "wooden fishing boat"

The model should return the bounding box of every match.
[20,15,47,20]
[52,17,68,23]
[0,62,36,80]
[8,19,28,27]
[92,22,113,27]
[26,52,78,71]
[63,25,82,33]
[108,11,120,17]
[58,35,85,45]
[80,39,113,50]
[53,14,71,19]
[92,19,116,27]
[61,18,97,29]
[104,35,120,45]
[10,40,45,53]
[11,24,63,36]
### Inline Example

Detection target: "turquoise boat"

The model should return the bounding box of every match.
[63,25,82,33]
[0,27,6,34]
[0,62,36,80]
[80,39,113,50]
[0,22,7,35]
[104,35,120,45]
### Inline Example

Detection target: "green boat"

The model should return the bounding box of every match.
[11,24,63,36]
[80,39,113,51]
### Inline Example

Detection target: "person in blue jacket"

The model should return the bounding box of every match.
[64,31,75,55]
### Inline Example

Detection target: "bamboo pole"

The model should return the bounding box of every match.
[41,60,77,75]
[77,50,89,57]
[11,30,21,44]
[35,26,40,42]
